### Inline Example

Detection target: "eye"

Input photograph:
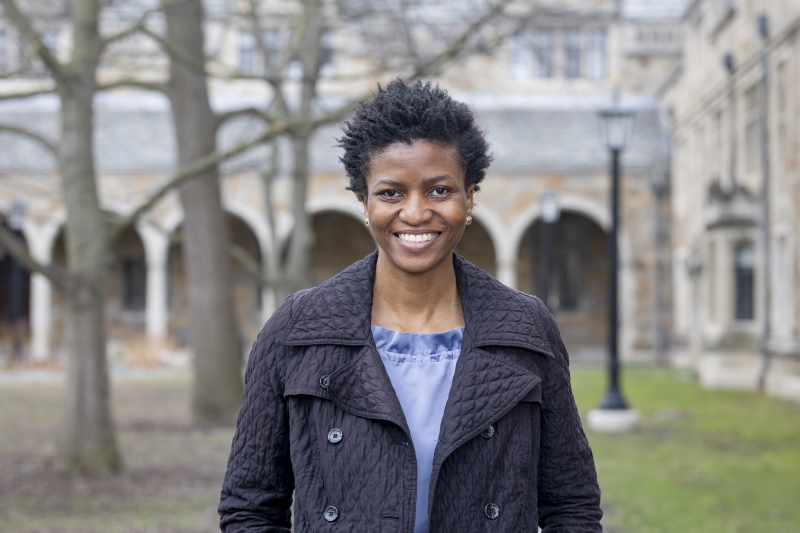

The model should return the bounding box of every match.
[378,189,401,199]
[431,186,450,196]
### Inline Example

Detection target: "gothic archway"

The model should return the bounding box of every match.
[310,211,376,286]
[516,211,608,361]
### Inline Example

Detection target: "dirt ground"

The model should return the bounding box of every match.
[0,374,234,533]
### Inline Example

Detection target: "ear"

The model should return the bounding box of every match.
[358,193,368,215]
[466,184,476,214]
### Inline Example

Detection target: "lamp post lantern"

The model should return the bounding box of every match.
[588,99,640,432]
[540,192,560,310]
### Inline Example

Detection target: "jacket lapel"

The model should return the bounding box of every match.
[427,330,542,515]
[326,339,410,436]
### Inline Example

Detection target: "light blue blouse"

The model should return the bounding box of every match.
[371,325,464,533]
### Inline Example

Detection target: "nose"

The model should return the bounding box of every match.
[399,191,433,225]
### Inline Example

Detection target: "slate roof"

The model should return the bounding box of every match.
[0,97,667,176]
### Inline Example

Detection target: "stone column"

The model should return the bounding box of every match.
[30,273,52,361]
[497,260,517,289]
[138,224,170,340]
[27,224,59,361]
[496,239,518,289]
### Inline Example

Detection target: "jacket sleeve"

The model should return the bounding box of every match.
[219,295,296,533]
[532,297,603,532]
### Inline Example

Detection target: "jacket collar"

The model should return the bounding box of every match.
[278,251,553,358]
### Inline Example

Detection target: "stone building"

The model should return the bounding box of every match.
[0,0,682,365]
[661,0,800,398]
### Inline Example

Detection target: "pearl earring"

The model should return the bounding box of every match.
[364,218,369,227]
[465,215,473,226]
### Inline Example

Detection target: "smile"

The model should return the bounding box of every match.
[396,232,440,243]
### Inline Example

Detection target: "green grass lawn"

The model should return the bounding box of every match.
[571,366,800,533]
[1,368,798,532]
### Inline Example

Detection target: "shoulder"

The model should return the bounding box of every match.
[456,255,561,361]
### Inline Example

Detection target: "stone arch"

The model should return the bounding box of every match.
[310,210,376,286]
[165,211,265,346]
[0,213,31,361]
[456,217,497,277]
[516,210,609,362]
[223,197,273,256]
[106,225,148,342]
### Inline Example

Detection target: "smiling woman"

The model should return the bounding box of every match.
[219,79,603,533]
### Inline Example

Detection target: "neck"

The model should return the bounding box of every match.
[371,250,464,333]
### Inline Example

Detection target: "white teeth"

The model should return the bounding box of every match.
[398,233,437,243]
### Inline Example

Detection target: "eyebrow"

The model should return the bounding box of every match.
[374,175,451,188]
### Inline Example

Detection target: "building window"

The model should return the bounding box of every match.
[239,31,256,74]
[744,84,760,174]
[587,29,606,79]
[509,33,533,81]
[533,30,554,78]
[261,28,281,68]
[708,241,717,322]
[319,31,334,77]
[734,243,755,321]
[564,28,581,78]
[42,29,58,55]
[123,258,146,311]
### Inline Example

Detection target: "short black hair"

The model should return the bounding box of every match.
[338,78,492,196]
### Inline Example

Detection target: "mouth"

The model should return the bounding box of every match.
[395,232,441,244]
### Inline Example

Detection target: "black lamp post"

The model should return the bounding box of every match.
[540,192,560,310]
[597,101,635,411]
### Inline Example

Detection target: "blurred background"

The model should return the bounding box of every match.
[0,0,799,531]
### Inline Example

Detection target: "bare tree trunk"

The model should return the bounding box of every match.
[284,133,314,295]
[281,0,324,295]
[57,0,121,472]
[165,0,243,424]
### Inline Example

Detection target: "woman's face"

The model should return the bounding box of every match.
[361,139,474,276]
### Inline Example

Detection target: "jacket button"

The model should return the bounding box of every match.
[328,428,343,444]
[484,502,500,520]
[480,425,495,439]
[319,375,329,389]
[324,505,339,522]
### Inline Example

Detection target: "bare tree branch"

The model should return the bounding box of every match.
[100,20,145,51]
[0,0,70,87]
[0,87,56,101]
[229,242,264,283]
[0,224,77,292]
[98,79,168,93]
[215,106,272,131]
[139,25,208,77]
[109,105,351,240]
[0,124,58,154]
[411,0,514,78]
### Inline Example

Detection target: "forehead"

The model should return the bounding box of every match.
[367,140,463,184]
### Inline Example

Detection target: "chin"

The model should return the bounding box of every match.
[383,247,452,276]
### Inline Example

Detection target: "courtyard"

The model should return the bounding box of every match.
[0,366,798,533]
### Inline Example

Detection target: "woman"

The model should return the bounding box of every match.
[219,79,602,532]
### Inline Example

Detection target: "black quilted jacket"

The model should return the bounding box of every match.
[219,252,602,532]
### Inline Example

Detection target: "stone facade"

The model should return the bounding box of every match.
[0,0,682,366]
[662,0,800,398]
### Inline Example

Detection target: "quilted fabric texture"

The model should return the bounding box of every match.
[219,252,602,532]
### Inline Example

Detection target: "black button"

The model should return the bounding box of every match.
[328,428,343,444]
[319,375,329,389]
[484,502,499,520]
[324,505,339,522]
[481,425,495,439]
